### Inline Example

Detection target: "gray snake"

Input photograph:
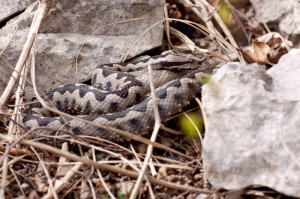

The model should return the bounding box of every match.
[21,50,217,143]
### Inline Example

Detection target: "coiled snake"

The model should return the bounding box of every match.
[21,50,217,143]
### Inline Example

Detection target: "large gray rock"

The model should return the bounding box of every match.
[250,0,300,36]
[202,49,300,197]
[0,0,165,98]
[0,0,35,24]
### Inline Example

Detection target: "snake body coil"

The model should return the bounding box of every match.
[21,51,216,142]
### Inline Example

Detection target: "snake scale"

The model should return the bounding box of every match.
[21,50,218,143]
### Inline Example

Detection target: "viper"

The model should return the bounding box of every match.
[20,50,219,143]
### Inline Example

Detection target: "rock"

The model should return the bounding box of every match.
[250,0,300,37]
[202,49,300,197]
[0,0,165,98]
[249,0,289,23]
[0,0,36,24]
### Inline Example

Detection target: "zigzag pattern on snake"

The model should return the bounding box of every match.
[21,50,217,143]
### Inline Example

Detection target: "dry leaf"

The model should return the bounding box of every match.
[257,32,292,51]
[240,35,290,65]
[241,40,271,65]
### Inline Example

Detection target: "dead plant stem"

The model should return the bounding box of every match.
[0,0,53,109]
[129,65,162,199]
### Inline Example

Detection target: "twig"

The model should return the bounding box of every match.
[86,169,97,199]
[160,124,182,135]
[195,98,207,133]
[0,143,9,198]
[92,147,116,199]
[31,146,58,199]
[6,125,192,164]
[195,97,208,184]
[61,178,83,198]
[130,145,155,199]
[163,4,173,49]
[8,51,31,136]
[130,64,162,199]
[9,167,26,198]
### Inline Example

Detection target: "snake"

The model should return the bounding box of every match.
[20,50,218,143]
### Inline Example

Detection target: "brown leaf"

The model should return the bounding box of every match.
[240,33,291,66]
[258,32,292,51]
[241,40,271,65]
[257,32,291,64]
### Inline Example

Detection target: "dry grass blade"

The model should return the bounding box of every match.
[7,60,30,136]
[130,145,155,199]
[195,98,207,133]
[195,97,209,184]
[0,0,54,109]
[0,4,54,195]
[31,146,58,199]
[92,147,116,199]
[160,124,182,135]
[0,143,9,198]
[164,18,238,60]
[130,64,162,199]
[183,112,203,144]
[9,167,26,198]
[169,26,229,62]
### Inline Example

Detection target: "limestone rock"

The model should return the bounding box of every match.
[0,0,35,24]
[250,0,300,36]
[202,49,300,197]
[0,0,165,98]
